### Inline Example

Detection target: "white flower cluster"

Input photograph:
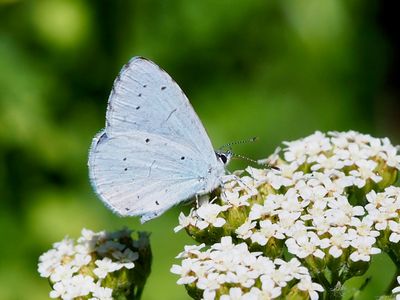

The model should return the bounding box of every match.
[38,228,142,300]
[176,131,400,262]
[171,236,323,300]
[174,131,400,298]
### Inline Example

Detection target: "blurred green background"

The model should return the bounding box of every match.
[0,0,399,299]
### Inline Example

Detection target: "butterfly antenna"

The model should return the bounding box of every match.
[231,153,259,165]
[232,153,280,170]
[219,137,259,150]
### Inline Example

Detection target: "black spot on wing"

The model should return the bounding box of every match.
[161,86,166,90]
[95,132,109,147]
[145,138,150,143]
[136,106,140,110]
[164,108,177,122]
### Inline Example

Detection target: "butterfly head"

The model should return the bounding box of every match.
[215,150,233,166]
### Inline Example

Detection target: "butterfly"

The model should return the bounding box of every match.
[88,57,233,223]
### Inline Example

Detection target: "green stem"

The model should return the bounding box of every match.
[323,282,343,300]
[134,286,144,300]
[315,272,331,289]
[315,273,343,300]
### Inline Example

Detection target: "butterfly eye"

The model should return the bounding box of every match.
[216,152,229,165]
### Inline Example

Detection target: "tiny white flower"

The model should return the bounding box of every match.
[251,256,276,277]
[365,190,387,207]
[277,211,302,233]
[381,139,400,168]
[249,195,282,221]
[283,140,307,164]
[297,180,328,204]
[366,208,395,231]
[72,253,92,268]
[50,264,76,283]
[389,220,400,243]
[268,268,292,288]
[246,166,270,184]
[76,228,104,254]
[311,154,345,171]
[176,243,206,259]
[93,257,121,279]
[53,237,75,256]
[260,276,282,296]
[348,218,380,238]
[92,284,113,300]
[282,220,308,239]
[197,273,221,291]
[195,203,229,228]
[212,236,236,252]
[391,276,400,294]
[220,287,243,300]
[286,232,329,259]
[49,281,68,299]
[250,220,284,246]
[297,277,324,300]
[326,196,364,226]
[310,171,352,196]
[67,274,95,298]
[280,188,309,213]
[350,159,382,187]
[327,227,350,258]
[170,260,198,285]
[221,189,251,207]
[275,258,309,279]
[203,288,216,300]
[38,249,63,278]
[349,236,381,262]
[236,220,256,240]
[251,284,282,299]
[234,265,257,288]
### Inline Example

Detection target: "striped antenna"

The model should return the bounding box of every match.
[231,153,259,164]
[218,137,259,150]
[232,153,279,169]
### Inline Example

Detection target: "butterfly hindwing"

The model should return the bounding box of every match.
[89,130,224,222]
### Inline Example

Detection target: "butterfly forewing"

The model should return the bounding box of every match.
[106,57,214,161]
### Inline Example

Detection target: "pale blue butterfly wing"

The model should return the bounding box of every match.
[88,57,225,222]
